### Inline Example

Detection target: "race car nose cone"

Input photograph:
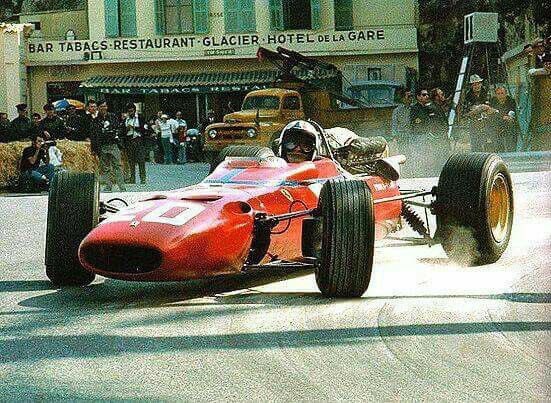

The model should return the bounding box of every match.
[79,197,255,280]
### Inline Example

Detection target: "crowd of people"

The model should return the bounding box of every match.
[0,99,213,191]
[390,73,525,174]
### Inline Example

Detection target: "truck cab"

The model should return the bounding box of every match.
[203,88,305,157]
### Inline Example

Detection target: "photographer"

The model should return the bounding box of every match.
[19,134,55,188]
[89,100,126,192]
[123,103,147,184]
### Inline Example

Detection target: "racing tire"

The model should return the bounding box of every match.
[209,145,275,173]
[45,171,99,286]
[435,153,514,266]
[316,179,375,298]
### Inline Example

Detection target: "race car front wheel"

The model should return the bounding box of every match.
[315,179,375,298]
[435,153,514,266]
[45,171,99,286]
[209,145,275,173]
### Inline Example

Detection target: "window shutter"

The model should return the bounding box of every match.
[154,0,166,35]
[224,0,239,32]
[120,0,137,36]
[104,0,120,37]
[240,0,256,32]
[334,0,353,31]
[193,0,209,34]
[268,0,283,31]
[310,0,321,30]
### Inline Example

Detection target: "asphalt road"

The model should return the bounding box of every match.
[0,160,549,400]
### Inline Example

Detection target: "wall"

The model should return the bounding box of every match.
[26,0,417,66]
[19,9,89,41]
[0,24,29,117]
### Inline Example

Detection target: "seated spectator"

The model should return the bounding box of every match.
[0,112,9,143]
[19,134,55,188]
[39,103,65,139]
[48,141,63,170]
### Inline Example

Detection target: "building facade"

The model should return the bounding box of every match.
[17,0,419,127]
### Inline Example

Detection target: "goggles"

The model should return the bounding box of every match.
[284,141,314,153]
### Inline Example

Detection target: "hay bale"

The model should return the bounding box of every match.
[0,140,98,188]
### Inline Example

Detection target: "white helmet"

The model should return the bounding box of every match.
[278,120,322,162]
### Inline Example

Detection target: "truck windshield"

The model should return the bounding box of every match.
[242,96,280,110]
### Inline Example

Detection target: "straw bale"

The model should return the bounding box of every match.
[0,140,98,188]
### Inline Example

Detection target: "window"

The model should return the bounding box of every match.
[282,96,300,110]
[165,0,193,34]
[155,0,209,34]
[343,64,396,82]
[225,0,256,33]
[269,0,321,30]
[334,0,353,31]
[242,96,281,110]
[105,0,137,37]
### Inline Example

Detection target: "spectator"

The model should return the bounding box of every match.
[123,103,147,184]
[175,111,187,164]
[153,110,164,163]
[82,99,98,141]
[431,87,451,115]
[29,112,42,138]
[391,87,412,153]
[489,86,518,152]
[89,100,126,192]
[39,103,65,139]
[64,105,85,140]
[462,74,491,151]
[0,112,9,143]
[410,87,450,174]
[19,134,55,188]
[10,103,32,142]
[158,114,175,164]
[48,141,64,170]
[533,38,547,68]
[199,109,216,134]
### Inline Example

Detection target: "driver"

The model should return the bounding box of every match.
[279,120,321,163]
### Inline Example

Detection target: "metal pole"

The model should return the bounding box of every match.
[195,94,200,128]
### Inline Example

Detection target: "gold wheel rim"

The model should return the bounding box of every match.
[488,174,511,243]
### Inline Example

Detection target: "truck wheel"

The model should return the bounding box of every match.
[209,145,275,173]
[435,153,514,266]
[315,179,375,298]
[45,172,99,286]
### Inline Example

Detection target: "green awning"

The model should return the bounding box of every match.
[80,69,338,95]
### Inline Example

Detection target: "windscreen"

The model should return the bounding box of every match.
[242,96,280,110]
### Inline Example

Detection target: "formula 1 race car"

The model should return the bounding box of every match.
[44,129,514,297]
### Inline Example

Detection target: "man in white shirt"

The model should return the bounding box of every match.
[124,103,147,183]
[175,111,187,164]
[158,114,176,164]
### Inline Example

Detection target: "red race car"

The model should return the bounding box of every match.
[45,122,513,297]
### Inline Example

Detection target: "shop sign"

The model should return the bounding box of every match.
[91,83,270,95]
[25,27,418,66]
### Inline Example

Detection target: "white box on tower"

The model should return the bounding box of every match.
[464,12,499,44]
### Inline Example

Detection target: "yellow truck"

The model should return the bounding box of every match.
[203,47,399,158]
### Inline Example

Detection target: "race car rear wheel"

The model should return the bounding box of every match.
[435,153,514,266]
[209,145,275,173]
[45,171,99,286]
[315,179,375,298]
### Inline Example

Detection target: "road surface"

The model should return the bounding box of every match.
[0,163,549,400]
